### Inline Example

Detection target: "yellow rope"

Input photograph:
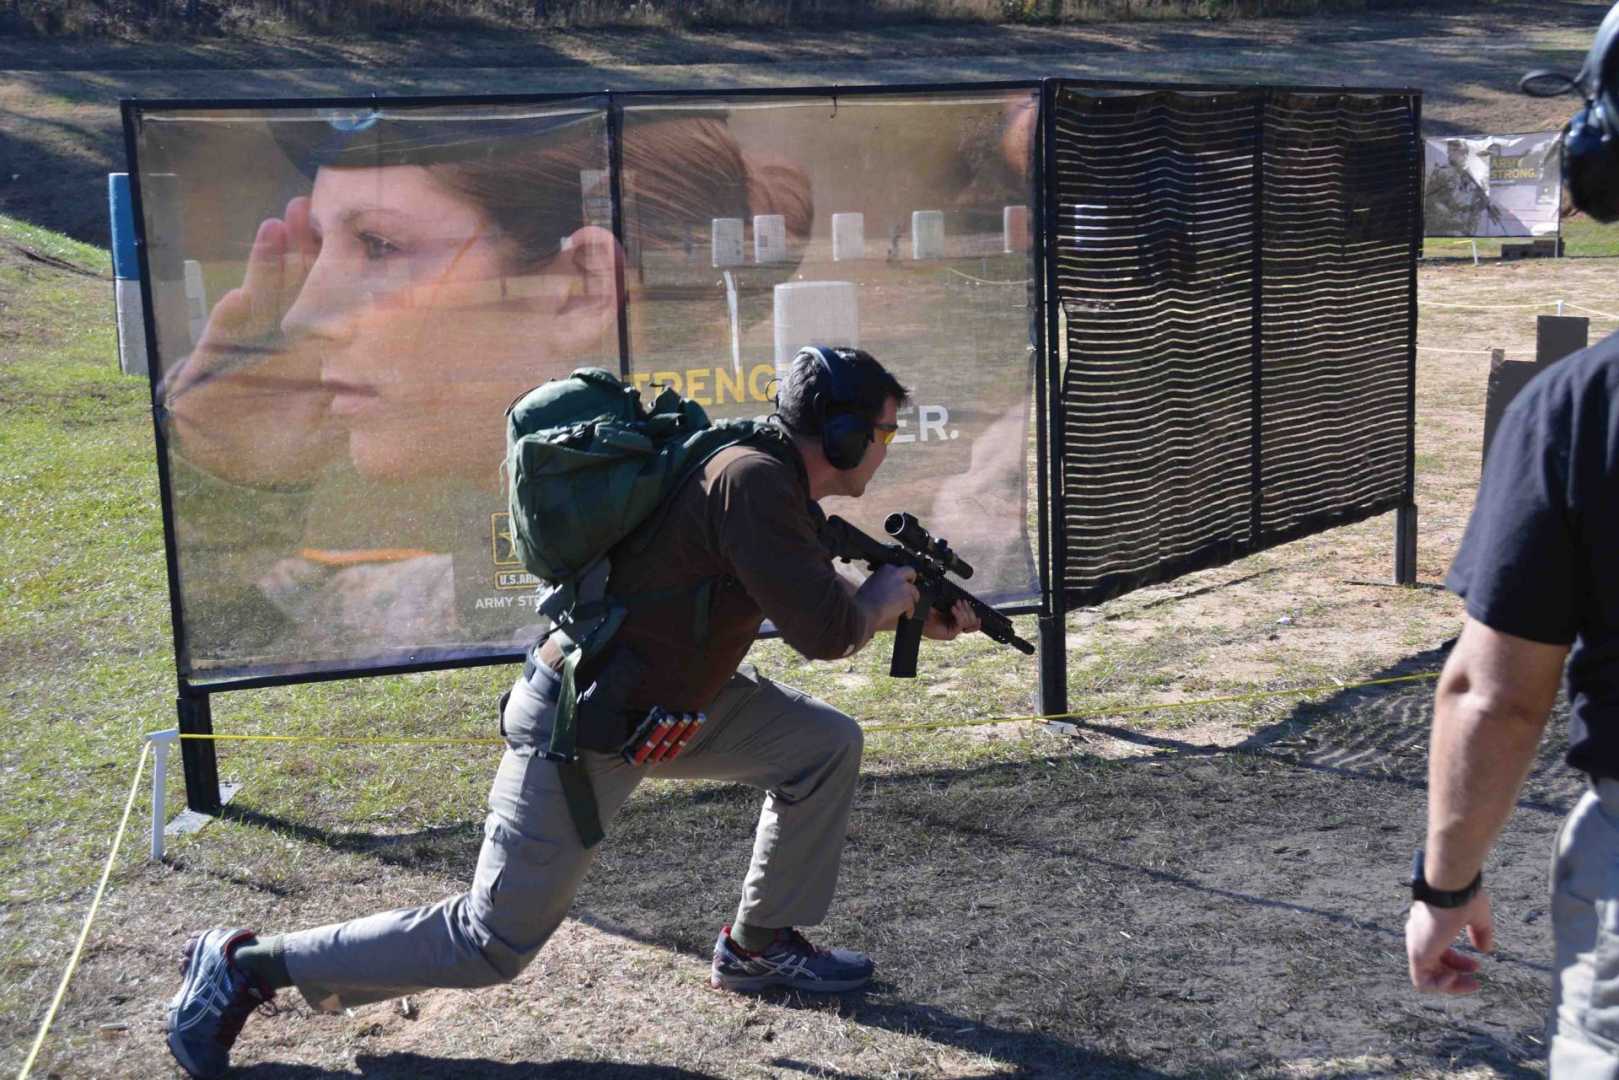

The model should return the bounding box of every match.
[16,740,151,1080]
[180,733,505,745]
[20,665,1443,1073]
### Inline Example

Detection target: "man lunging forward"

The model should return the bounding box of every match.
[165,345,982,1078]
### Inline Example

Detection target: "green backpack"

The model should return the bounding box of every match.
[505,367,782,839]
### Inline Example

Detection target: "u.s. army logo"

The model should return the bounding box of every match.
[490,512,539,590]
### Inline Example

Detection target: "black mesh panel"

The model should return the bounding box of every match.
[1260,93,1415,540]
[1051,85,1417,607]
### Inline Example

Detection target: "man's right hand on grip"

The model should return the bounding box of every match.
[858,563,921,624]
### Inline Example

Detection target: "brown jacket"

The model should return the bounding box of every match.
[590,440,866,714]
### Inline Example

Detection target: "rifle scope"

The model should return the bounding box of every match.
[884,512,974,579]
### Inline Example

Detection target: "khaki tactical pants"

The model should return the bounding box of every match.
[1550,778,1619,1077]
[280,663,863,1012]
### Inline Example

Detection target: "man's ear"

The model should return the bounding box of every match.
[542,225,623,354]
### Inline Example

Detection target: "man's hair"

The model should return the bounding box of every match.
[776,346,910,436]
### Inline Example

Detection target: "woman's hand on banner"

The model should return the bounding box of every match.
[160,197,340,488]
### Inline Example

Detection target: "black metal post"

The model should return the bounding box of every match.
[1395,503,1418,585]
[1397,93,1422,586]
[607,96,633,378]
[177,689,222,814]
[1037,79,1068,720]
[1250,93,1266,551]
[122,106,195,687]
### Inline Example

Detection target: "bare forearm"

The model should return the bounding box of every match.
[1425,681,1552,890]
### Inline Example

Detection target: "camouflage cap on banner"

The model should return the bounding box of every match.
[269,104,605,178]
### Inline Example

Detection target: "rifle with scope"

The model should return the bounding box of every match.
[819,512,1036,678]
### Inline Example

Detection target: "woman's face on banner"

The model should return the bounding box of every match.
[280,163,577,481]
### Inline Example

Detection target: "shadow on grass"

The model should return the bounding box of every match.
[761,999,1178,1080]
[203,642,1566,1077]
[235,1056,724,1078]
[226,1030,1174,1079]
[1074,642,1580,819]
[212,806,472,880]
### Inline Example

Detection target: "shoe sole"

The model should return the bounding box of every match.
[166,1028,209,1080]
[710,971,872,993]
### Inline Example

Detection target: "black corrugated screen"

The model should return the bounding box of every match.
[1051,85,1416,607]
[1260,93,1416,540]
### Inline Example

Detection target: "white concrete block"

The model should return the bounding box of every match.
[831,212,864,262]
[115,277,149,378]
[911,210,945,260]
[773,280,858,372]
[712,217,744,268]
[754,213,788,265]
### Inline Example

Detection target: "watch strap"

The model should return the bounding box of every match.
[1410,849,1483,908]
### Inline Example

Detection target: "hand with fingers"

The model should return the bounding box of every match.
[858,564,922,627]
[160,197,340,488]
[1406,891,1493,995]
[922,598,982,641]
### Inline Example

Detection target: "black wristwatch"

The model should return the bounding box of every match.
[1410,849,1483,908]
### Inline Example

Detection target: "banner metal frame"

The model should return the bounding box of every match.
[123,83,1051,811]
[124,78,1417,814]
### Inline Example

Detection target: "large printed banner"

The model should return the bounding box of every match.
[1423,132,1562,237]
[128,91,1040,685]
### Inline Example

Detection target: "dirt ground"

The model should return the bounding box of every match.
[12,654,1584,1079]
[8,4,1619,1078]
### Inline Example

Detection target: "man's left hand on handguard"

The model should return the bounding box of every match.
[922,598,982,641]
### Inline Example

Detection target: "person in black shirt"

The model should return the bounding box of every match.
[1406,9,1619,1072]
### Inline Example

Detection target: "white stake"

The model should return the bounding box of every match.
[1003,205,1031,254]
[183,260,208,347]
[753,214,788,265]
[146,729,179,861]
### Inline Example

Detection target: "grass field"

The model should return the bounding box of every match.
[1424,212,1619,260]
[4,6,1617,1076]
[0,204,1592,1077]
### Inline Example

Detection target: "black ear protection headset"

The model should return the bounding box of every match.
[798,345,874,471]
[1522,2,1619,222]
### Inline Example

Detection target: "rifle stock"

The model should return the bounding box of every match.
[819,514,1036,677]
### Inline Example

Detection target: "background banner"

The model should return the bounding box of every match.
[1422,131,1562,237]
[128,91,1040,686]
